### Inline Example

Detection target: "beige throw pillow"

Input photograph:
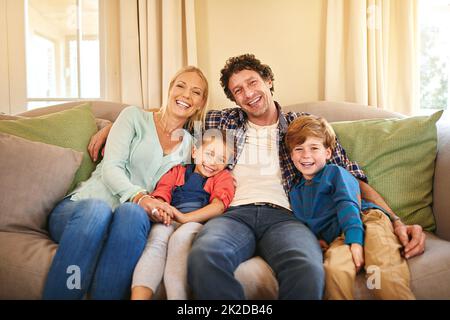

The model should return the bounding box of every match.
[0,133,83,234]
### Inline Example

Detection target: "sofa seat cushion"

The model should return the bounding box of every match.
[227,233,450,300]
[235,256,279,299]
[409,232,450,299]
[154,256,280,300]
[0,231,57,299]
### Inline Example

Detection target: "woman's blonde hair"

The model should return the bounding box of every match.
[159,66,209,132]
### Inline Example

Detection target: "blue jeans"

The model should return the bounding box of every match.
[43,198,151,300]
[187,205,324,299]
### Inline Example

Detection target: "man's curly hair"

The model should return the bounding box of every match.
[220,54,275,102]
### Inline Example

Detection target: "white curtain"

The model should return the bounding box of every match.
[324,0,419,115]
[119,0,198,109]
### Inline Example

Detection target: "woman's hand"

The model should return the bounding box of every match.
[138,196,174,225]
[154,209,172,226]
[88,124,112,162]
[350,243,365,273]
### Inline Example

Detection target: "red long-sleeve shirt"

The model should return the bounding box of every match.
[151,165,235,210]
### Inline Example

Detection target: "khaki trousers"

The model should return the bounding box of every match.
[323,209,415,300]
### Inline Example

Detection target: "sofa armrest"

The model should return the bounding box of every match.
[433,118,450,241]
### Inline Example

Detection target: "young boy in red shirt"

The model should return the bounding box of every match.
[131,131,235,300]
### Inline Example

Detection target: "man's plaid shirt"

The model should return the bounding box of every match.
[204,101,368,196]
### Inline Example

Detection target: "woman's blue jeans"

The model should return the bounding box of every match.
[43,198,151,300]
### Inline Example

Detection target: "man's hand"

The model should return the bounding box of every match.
[350,243,364,273]
[358,180,426,259]
[393,221,426,259]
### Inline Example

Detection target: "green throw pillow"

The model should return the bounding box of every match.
[331,111,443,232]
[0,103,98,193]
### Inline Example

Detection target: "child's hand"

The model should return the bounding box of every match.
[350,243,364,273]
[171,207,187,224]
[318,240,329,252]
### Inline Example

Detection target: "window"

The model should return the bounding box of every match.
[27,34,57,98]
[26,0,101,109]
[419,0,450,111]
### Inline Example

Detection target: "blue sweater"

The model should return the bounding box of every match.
[69,106,193,209]
[289,164,365,245]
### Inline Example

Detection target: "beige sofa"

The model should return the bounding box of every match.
[1,100,450,299]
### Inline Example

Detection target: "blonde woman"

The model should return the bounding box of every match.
[43,66,208,300]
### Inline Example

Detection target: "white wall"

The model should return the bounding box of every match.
[4,0,26,114]
[0,0,10,114]
[195,0,327,109]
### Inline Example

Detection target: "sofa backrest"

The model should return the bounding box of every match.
[291,101,449,241]
[16,100,450,240]
[284,101,404,121]
[434,121,450,240]
[18,100,404,123]
[18,101,129,122]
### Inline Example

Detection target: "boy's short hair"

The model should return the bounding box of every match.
[285,115,337,153]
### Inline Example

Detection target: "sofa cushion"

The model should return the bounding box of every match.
[353,232,450,299]
[0,103,98,192]
[235,256,279,299]
[0,133,83,234]
[1,113,111,132]
[331,111,442,231]
[0,231,57,299]
[408,232,450,299]
[227,234,450,300]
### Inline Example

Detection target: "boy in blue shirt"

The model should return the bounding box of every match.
[285,115,414,300]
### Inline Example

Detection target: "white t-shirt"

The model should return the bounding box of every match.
[230,120,291,210]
